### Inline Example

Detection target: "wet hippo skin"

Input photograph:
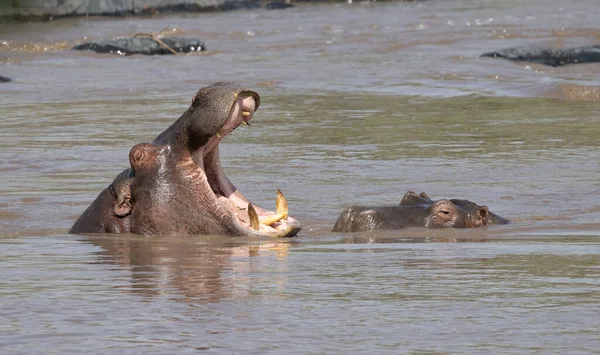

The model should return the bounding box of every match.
[70,82,302,238]
[332,191,509,232]
[69,170,133,233]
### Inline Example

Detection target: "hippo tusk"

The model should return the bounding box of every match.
[241,111,252,126]
[248,191,289,230]
[260,214,287,226]
[276,189,288,220]
[260,190,289,226]
[248,203,260,230]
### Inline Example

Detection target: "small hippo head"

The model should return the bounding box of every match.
[425,199,489,228]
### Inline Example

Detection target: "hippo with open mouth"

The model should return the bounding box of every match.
[70,82,301,238]
[332,191,508,232]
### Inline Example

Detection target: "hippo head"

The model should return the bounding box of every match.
[401,191,506,227]
[400,191,491,228]
[120,82,301,237]
[425,199,489,228]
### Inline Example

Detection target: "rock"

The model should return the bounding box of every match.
[481,45,600,67]
[72,36,206,55]
[265,2,295,9]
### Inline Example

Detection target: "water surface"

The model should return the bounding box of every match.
[1,1,599,353]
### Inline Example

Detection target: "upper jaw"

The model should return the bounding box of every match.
[185,93,301,238]
[202,91,258,158]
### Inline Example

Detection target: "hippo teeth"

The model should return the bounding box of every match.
[276,189,288,220]
[248,203,260,230]
[246,190,290,231]
[241,111,251,126]
[260,190,289,226]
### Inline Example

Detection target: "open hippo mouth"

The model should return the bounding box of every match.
[166,89,301,238]
[70,82,301,237]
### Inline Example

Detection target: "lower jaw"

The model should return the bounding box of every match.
[198,150,300,237]
[238,217,302,238]
[216,195,300,238]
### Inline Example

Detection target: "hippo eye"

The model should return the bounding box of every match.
[133,149,145,163]
[440,210,450,215]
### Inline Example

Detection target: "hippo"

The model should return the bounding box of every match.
[265,1,295,10]
[70,82,301,238]
[332,191,508,232]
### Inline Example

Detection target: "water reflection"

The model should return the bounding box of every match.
[85,235,295,302]
[1,1,600,352]
[340,228,492,244]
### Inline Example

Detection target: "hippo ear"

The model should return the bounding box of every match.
[477,206,489,225]
[400,191,418,205]
[419,192,433,202]
[401,191,435,206]
[114,193,132,217]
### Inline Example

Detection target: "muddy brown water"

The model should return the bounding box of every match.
[1,1,600,353]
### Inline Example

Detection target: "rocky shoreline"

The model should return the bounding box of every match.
[0,0,257,21]
[0,0,402,21]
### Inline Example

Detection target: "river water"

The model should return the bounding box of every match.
[1,1,600,353]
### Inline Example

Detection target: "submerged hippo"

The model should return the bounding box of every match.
[70,82,301,238]
[332,191,508,232]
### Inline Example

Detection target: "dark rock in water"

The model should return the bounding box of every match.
[221,0,261,10]
[265,1,295,9]
[481,45,600,67]
[0,75,11,82]
[73,37,206,56]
